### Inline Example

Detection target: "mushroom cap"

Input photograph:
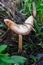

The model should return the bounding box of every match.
[4,16,34,35]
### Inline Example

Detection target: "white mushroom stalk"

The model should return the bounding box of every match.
[4,16,34,35]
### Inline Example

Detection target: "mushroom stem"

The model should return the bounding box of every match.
[18,35,22,53]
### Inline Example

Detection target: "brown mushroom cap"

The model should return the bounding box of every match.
[4,16,34,35]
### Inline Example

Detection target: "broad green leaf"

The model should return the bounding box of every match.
[0,53,9,57]
[0,45,7,53]
[11,56,27,64]
[4,53,10,56]
[0,61,11,65]
[1,56,27,65]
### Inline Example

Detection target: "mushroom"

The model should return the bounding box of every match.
[4,16,34,52]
